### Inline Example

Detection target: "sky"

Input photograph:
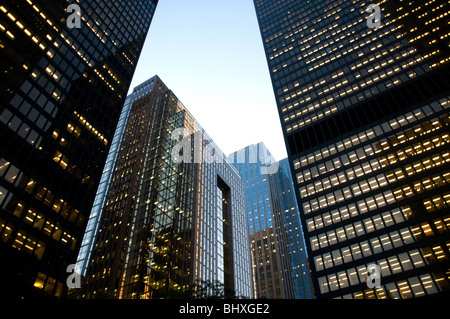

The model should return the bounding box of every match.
[128,0,287,161]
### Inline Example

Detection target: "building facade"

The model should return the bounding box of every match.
[0,0,158,298]
[254,0,450,298]
[272,158,314,299]
[228,143,313,299]
[74,75,166,280]
[77,76,253,299]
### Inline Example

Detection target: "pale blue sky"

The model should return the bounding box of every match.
[128,0,287,161]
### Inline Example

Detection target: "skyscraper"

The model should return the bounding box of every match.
[254,0,450,298]
[74,75,167,283]
[0,0,158,298]
[272,158,313,299]
[77,76,252,299]
[228,143,312,299]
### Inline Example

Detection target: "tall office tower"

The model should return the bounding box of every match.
[272,158,313,298]
[74,75,167,281]
[77,76,252,299]
[0,0,158,298]
[254,0,450,298]
[228,143,312,299]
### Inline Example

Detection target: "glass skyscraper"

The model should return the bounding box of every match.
[272,158,313,299]
[75,75,165,280]
[0,0,158,298]
[77,76,252,299]
[254,0,450,298]
[229,143,313,299]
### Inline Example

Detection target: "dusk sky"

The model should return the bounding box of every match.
[128,0,288,161]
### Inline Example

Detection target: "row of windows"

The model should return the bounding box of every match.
[33,271,65,298]
[312,223,415,257]
[13,80,58,117]
[259,0,351,50]
[324,271,442,299]
[299,111,450,215]
[79,0,154,76]
[3,1,97,92]
[0,216,46,261]
[272,0,447,108]
[52,148,97,190]
[423,190,450,213]
[0,162,83,223]
[284,60,428,135]
[257,0,450,300]
[318,241,450,297]
[0,170,82,262]
[270,4,382,83]
[342,272,441,299]
[287,63,450,155]
[6,0,147,110]
[294,98,448,171]
[303,167,450,229]
[318,246,428,280]
[0,198,79,276]
[279,23,402,106]
[307,199,407,232]
[0,107,45,148]
[314,213,449,270]
[307,183,450,232]
[299,18,401,75]
[300,144,449,201]
[270,6,349,63]
[1,193,80,252]
[2,86,107,191]
[381,135,450,172]
[87,229,191,297]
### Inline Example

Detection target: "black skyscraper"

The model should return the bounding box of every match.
[254,0,450,298]
[0,0,158,298]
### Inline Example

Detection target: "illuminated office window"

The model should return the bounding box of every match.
[77,76,252,299]
[254,0,450,298]
[0,0,158,298]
